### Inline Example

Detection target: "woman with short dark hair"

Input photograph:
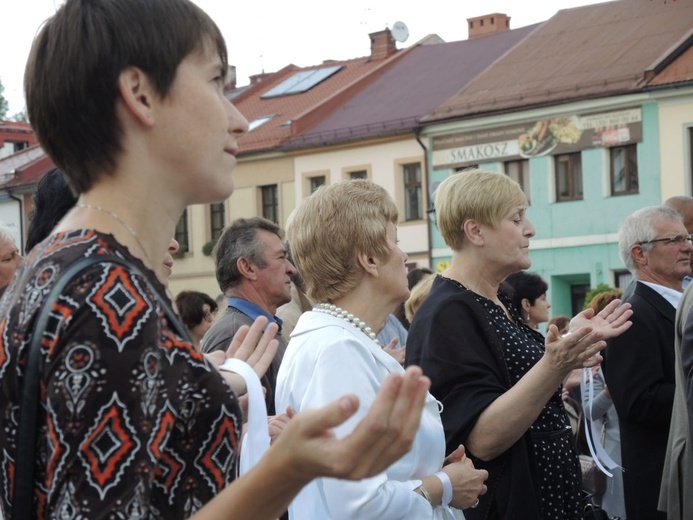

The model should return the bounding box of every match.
[175,290,218,350]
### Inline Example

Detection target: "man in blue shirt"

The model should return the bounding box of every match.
[202,217,297,414]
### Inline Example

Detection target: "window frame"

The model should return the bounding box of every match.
[309,175,326,194]
[554,153,583,202]
[504,159,531,204]
[210,202,225,241]
[610,144,639,196]
[261,184,279,223]
[402,162,423,221]
[175,208,190,254]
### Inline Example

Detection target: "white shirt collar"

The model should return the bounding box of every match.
[639,280,682,309]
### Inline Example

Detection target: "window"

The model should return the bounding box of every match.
[309,175,326,193]
[555,153,583,202]
[261,66,342,98]
[615,270,632,289]
[505,160,530,204]
[570,283,591,316]
[403,163,423,221]
[610,144,638,195]
[349,170,367,180]
[261,185,279,223]
[210,202,225,241]
[175,208,189,254]
[248,115,274,132]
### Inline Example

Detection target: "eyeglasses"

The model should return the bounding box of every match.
[637,234,693,246]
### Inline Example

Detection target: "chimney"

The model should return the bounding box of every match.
[249,72,273,85]
[225,65,237,89]
[467,13,511,39]
[369,29,397,60]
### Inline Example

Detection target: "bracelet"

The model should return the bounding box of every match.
[435,471,453,506]
[415,484,432,505]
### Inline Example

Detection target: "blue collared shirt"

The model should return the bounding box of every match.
[227,297,283,331]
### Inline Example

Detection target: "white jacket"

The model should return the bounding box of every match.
[276,311,466,520]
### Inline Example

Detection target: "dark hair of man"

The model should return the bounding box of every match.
[213,217,283,294]
[25,168,77,252]
[502,271,549,313]
[175,290,218,330]
[24,0,228,194]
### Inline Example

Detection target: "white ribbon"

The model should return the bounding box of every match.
[219,358,271,476]
[580,368,621,478]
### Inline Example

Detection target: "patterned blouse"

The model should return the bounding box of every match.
[0,230,241,519]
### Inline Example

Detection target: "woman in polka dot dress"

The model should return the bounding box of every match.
[406,169,632,520]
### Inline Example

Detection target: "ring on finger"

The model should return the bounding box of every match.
[471,498,479,508]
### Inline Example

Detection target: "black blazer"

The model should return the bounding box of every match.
[603,281,676,520]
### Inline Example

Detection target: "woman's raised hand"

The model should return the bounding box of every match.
[205,316,279,395]
[544,324,606,373]
[568,298,633,340]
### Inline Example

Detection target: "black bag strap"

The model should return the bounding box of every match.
[12,254,188,519]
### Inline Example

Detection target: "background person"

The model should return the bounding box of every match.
[406,169,632,520]
[547,315,570,335]
[394,267,433,329]
[602,205,692,520]
[25,168,77,252]
[277,180,488,520]
[0,225,22,299]
[202,217,297,414]
[659,275,693,520]
[501,271,551,332]
[581,289,626,520]
[175,289,219,350]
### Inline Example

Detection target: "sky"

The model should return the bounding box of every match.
[0,0,613,117]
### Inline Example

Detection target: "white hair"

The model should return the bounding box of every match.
[618,205,683,274]
[0,224,18,246]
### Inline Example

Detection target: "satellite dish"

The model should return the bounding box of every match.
[391,21,409,43]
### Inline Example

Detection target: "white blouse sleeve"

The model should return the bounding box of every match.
[280,331,435,520]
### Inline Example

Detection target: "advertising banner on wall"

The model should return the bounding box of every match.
[431,107,643,170]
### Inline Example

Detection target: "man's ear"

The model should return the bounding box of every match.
[630,244,648,267]
[463,219,484,246]
[237,257,258,280]
[117,66,157,127]
[357,251,379,277]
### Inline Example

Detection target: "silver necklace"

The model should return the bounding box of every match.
[76,203,153,268]
[313,303,382,347]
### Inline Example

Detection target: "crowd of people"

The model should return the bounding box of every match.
[1,1,693,520]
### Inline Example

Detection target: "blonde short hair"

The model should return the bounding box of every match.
[286,180,398,303]
[435,169,527,251]
[405,275,435,323]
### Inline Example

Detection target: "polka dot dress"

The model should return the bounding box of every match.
[474,291,582,520]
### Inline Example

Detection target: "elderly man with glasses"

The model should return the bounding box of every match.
[603,205,693,520]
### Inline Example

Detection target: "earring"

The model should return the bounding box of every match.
[526,312,531,322]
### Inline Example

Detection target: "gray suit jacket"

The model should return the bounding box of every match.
[659,283,693,519]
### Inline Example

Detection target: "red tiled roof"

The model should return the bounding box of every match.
[0,144,54,190]
[423,0,693,123]
[283,24,540,149]
[233,43,419,155]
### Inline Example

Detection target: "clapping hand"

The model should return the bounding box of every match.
[568,299,632,340]
[206,316,279,395]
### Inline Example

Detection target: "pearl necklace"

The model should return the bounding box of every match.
[313,303,382,347]
[76,203,153,268]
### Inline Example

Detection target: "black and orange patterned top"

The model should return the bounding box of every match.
[0,230,241,519]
